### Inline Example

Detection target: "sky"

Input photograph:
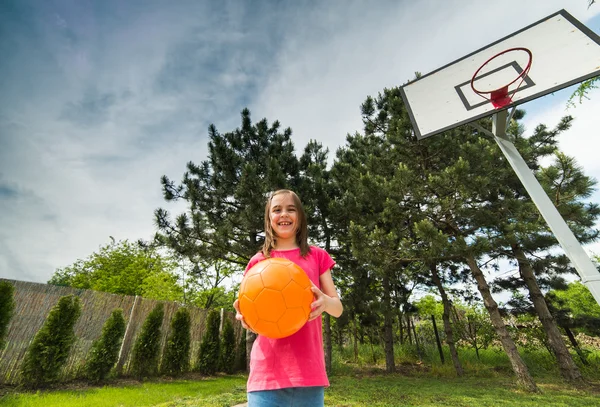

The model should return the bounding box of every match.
[1,0,600,287]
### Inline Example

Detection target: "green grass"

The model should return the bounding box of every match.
[1,374,599,407]
[0,375,248,407]
[326,375,600,407]
[2,346,599,407]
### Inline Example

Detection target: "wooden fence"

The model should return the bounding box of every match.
[0,279,240,384]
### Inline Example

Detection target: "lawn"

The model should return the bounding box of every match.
[1,373,599,407]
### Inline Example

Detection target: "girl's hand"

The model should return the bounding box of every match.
[308,283,331,321]
[233,299,256,333]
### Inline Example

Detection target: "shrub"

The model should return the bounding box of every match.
[131,303,164,378]
[161,307,191,376]
[85,309,126,382]
[20,295,82,386]
[220,317,236,373]
[197,309,220,375]
[233,328,247,373]
[0,280,15,350]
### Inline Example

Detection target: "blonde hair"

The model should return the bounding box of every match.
[262,189,310,258]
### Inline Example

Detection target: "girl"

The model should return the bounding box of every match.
[233,189,343,407]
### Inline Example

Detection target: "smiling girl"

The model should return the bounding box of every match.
[233,189,343,407]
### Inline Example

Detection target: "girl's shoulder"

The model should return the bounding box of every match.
[245,251,267,274]
[308,245,328,253]
[308,245,333,259]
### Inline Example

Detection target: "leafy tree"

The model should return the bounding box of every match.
[0,280,15,350]
[453,303,497,359]
[48,238,181,301]
[161,307,191,376]
[183,260,238,310]
[85,309,126,382]
[197,309,220,375]
[220,316,236,374]
[20,295,82,386]
[131,303,164,378]
[547,280,600,336]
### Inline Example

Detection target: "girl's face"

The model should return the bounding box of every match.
[269,193,298,242]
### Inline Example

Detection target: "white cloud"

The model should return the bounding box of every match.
[1,0,599,285]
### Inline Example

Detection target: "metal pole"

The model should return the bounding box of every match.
[491,109,600,305]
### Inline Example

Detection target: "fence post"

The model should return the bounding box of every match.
[116,295,139,374]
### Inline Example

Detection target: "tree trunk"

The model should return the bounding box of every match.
[323,238,333,372]
[353,317,359,362]
[512,245,583,382]
[431,315,445,364]
[382,273,395,372]
[398,311,405,345]
[563,325,588,365]
[411,315,422,361]
[406,313,413,345]
[324,313,332,373]
[464,253,538,392]
[430,264,464,376]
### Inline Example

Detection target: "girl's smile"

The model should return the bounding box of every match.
[269,193,298,244]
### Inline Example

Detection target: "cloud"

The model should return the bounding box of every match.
[1,0,599,285]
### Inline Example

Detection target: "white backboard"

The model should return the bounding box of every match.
[400,9,600,140]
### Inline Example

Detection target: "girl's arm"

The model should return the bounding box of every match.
[308,270,343,320]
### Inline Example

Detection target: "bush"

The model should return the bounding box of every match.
[220,317,236,373]
[161,307,191,376]
[85,309,126,382]
[20,295,82,386]
[131,303,164,378]
[0,281,15,350]
[197,309,220,375]
[233,328,247,373]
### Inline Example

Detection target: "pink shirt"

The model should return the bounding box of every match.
[244,245,335,392]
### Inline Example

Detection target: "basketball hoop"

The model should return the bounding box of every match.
[470,47,533,109]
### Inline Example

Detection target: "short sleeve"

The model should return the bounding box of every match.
[244,252,265,276]
[316,246,335,275]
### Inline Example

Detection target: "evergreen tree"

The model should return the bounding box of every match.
[298,140,339,371]
[0,280,15,350]
[346,87,539,391]
[131,303,164,378]
[161,307,191,376]
[155,108,303,357]
[155,108,301,268]
[20,295,82,386]
[233,327,247,373]
[220,316,236,374]
[197,309,220,375]
[85,309,126,382]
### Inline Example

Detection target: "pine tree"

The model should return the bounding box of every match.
[155,108,301,269]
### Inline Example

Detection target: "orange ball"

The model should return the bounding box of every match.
[238,258,314,339]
